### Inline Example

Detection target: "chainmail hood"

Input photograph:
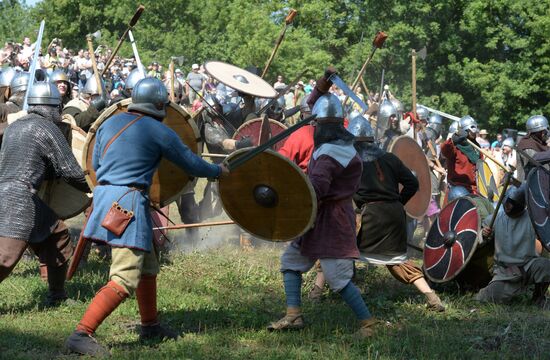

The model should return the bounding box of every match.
[27,105,62,123]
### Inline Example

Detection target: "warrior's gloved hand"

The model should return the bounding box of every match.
[90,97,106,112]
[451,132,467,145]
[316,66,337,93]
[235,136,253,149]
[218,163,230,178]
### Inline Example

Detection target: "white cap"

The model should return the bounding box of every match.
[175,68,182,73]
[192,63,199,70]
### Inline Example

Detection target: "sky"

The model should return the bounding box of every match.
[26,0,42,6]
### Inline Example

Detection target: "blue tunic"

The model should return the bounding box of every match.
[84,112,220,251]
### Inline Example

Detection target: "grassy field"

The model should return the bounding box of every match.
[0,240,549,360]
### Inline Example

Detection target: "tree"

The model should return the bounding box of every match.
[3,0,547,133]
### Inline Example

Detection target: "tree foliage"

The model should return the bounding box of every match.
[2,0,548,132]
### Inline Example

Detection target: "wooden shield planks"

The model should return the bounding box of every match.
[204,61,278,99]
[218,149,317,241]
[83,98,200,206]
[388,136,431,219]
[232,117,288,151]
[38,122,91,219]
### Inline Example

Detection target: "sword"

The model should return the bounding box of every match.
[227,113,316,171]
[328,73,369,114]
[128,30,145,78]
[23,20,45,111]
[375,68,385,140]
[417,104,460,122]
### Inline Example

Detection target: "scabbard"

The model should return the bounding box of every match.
[66,206,92,280]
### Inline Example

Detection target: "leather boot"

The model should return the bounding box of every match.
[267,307,305,331]
[66,281,128,356]
[136,274,178,341]
[307,285,324,302]
[65,331,110,357]
[425,291,446,312]
[44,263,68,307]
[356,318,379,338]
[532,282,549,308]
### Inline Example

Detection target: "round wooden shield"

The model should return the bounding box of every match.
[424,197,481,283]
[204,61,278,99]
[218,149,317,241]
[388,136,431,219]
[39,123,91,219]
[526,166,550,252]
[83,98,201,207]
[476,160,499,202]
[232,117,288,151]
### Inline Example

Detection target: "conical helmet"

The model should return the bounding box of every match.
[27,81,61,106]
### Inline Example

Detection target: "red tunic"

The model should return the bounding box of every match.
[299,142,362,259]
[278,125,315,173]
[440,138,479,192]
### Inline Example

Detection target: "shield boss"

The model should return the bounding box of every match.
[219,149,317,241]
[424,197,481,283]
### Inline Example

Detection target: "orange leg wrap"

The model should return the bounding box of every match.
[76,281,129,334]
[136,274,158,326]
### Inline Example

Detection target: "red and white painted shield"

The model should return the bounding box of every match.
[424,197,481,283]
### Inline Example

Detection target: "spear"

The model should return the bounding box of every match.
[261,9,298,78]
[343,31,388,106]
[101,5,145,76]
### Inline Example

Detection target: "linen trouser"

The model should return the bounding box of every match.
[0,221,72,282]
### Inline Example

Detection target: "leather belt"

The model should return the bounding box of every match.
[98,181,147,191]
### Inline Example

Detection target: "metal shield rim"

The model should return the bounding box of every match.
[388,135,432,219]
[423,196,482,283]
[82,98,201,207]
[526,167,550,252]
[204,61,278,99]
[218,148,317,241]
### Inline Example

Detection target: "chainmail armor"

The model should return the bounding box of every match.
[0,105,88,243]
[5,92,24,114]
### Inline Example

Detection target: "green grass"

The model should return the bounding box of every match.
[1,245,549,360]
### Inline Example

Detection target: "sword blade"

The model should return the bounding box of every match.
[23,20,46,111]
[417,104,460,122]
[329,74,369,114]
[128,30,145,78]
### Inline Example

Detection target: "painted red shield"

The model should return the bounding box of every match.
[526,166,550,252]
[232,117,287,151]
[424,197,481,283]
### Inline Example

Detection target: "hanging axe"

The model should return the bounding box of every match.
[102,5,145,76]
[261,8,298,78]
